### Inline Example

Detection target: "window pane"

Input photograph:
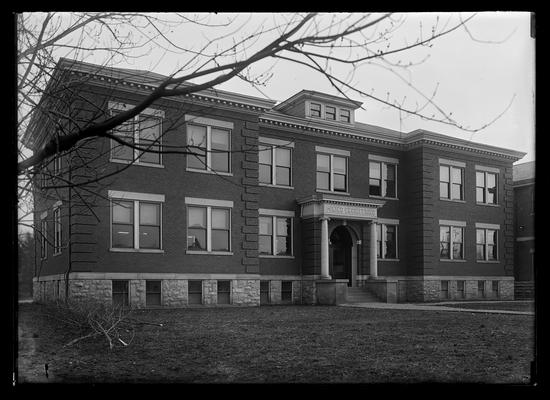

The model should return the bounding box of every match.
[440,226,450,243]
[276,217,290,236]
[211,152,229,172]
[340,109,350,122]
[139,116,161,141]
[440,182,450,199]
[310,103,321,117]
[259,164,272,184]
[211,128,230,150]
[211,208,229,230]
[369,162,381,179]
[317,154,330,172]
[325,106,336,120]
[487,173,496,188]
[451,183,462,200]
[476,171,485,187]
[476,187,485,203]
[476,229,485,244]
[317,172,330,190]
[476,244,485,260]
[259,216,272,235]
[486,230,496,245]
[488,245,497,260]
[384,164,396,180]
[188,207,206,228]
[385,180,396,198]
[440,242,450,259]
[276,148,291,167]
[276,166,291,186]
[440,165,450,182]
[112,224,134,248]
[452,227,463,243]
[138,140,160,164]
[369,179,381,196]
[187,124,207,170]
[333,156,346,174]
[259,236,272,255]
[211,230,229,251]
[333,173,346,192]
[140,203,159,225]
[259,145,272,164]
[187,228,206,250]
[452,167,462,184]
[211,128,230,172]
[385,225,396,259]
[140,225,160,249]
[146,280,161,293]
[113,201,133,224]
[453,243,463,259]
[112,133,134,161]
[276,236,291,255]
[487,174,497,203]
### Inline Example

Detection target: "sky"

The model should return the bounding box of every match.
[110,12,534,164]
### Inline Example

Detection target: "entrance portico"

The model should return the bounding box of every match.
[298,194,385,301]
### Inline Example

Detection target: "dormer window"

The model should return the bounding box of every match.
[340,109,351,123]
[310,103,321,118]
[325,106,336,121]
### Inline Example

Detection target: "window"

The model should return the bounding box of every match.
[441,281,449,299]
[259,215,293,256]
[259,144,292,186]
[476,171,498,204]
[109,191,164,251]
[187,205,231,253]
[457,281,465,299]
[53,155,62,175]
[369,161,396,198]
[146,280,161,306]
[217,280,231,305]
[440,225,464,260]
[260,281,270,305]
[376,223,398,259]
[112,280,129,307]
[187,122,231,173]
[316,153,347,192]
[440,165,464,200]
[53,206,62,255]
[40,214,47,259]
[110,109,163,165]
[340,109,351,123]
[310,102,321,118]
[491,281,499,297]
[325,106,336,120]
[188,281,202,304]
[281,281,293,303]
[476,228,498,261]
[478,281,485,298]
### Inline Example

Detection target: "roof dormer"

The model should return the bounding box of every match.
[273,90,362,125]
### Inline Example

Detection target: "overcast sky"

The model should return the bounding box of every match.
[108,12,534,163]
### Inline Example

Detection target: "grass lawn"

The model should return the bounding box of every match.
[17,303,535,384]
[434,301,535,313]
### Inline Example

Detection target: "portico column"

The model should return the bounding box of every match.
[369,221,378,278]
[320,217,331,279]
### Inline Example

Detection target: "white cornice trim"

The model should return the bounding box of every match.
[259,208,296,217]
[184,197,234,208]
[108,190,165,203]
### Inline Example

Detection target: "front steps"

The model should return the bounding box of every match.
[514,281,535,300]
[345,287,381,303]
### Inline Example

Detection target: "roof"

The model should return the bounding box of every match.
[274,89,363,112]
[513,161,535,182]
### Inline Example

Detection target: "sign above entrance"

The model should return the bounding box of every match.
[297,194,385,221]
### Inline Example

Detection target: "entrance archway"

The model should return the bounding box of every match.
[330,226,353,286]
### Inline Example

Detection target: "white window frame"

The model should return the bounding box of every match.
[376,219,399,260]
[475,168,499,205]
[108,102,165,168]
[259,137,294,188]
[53,154,62,175]
[315,147,350,194]
[185,115,233,176]
[185,197,233,255]
[108,190,165,253]
[306,101,353,124]
[53,202,62,255]
[439,220,466,261]
[259,209,295,258]
[475,223,500,262]
[40,212,47,259]
[368,155,399,199]
[439,161,465,201]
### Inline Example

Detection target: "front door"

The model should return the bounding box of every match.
[330,226,352,286]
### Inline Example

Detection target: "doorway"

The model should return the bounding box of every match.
[330,225,353,286]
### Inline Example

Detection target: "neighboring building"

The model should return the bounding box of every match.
[25,58,526,307]
[513,161,535,299]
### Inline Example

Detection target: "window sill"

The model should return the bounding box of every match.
[476,260,500,264]
[110,248,165,253]
[370,195,399,201]
[110,159,165,169]
[186,250,233,256]
[259,183,294,190]
[186,168,233,177]
[439,259,467,262]
[476,202,500,207]
[259,255,295,259]
[316,189,350,196]
[440,198,466,203]
[377,258,400,262]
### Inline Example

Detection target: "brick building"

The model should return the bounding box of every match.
[26,58,526,306]
[512,161,535,299]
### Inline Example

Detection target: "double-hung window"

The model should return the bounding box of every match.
[40,212,47,259]
[325,106,336,121]
[186,198,232,253]
[439,220,465,260]
[53,154,62,175]
[339,109,351,123]
[109,190,164,251]
[259,137,294,187]
[53,202,62,255]
[259,209,294,256]
[369,155,398,198]
[476,223,499,261]
[316,146,349,193]
[476,166,499,204]
[109,102,164,166]
[309,102,322,118]
[376,220,399,259]
[186,115,232,174]
[439,159,465,201]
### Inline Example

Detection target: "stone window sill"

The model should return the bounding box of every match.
[476,260,500,263]
[110,248,164,253]
[439,259,467,262]
[377,258,400,262]
[186,250,233,256]
[110,159,165,169]
[440,198,465,203]
[186,168,233,177]
[316,189,350,196]
[259,255,295,259]
[476,202,500,207]
[259,183,294,190]
[370,195,399,201]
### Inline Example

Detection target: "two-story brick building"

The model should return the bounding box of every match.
[26,58,526,307]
